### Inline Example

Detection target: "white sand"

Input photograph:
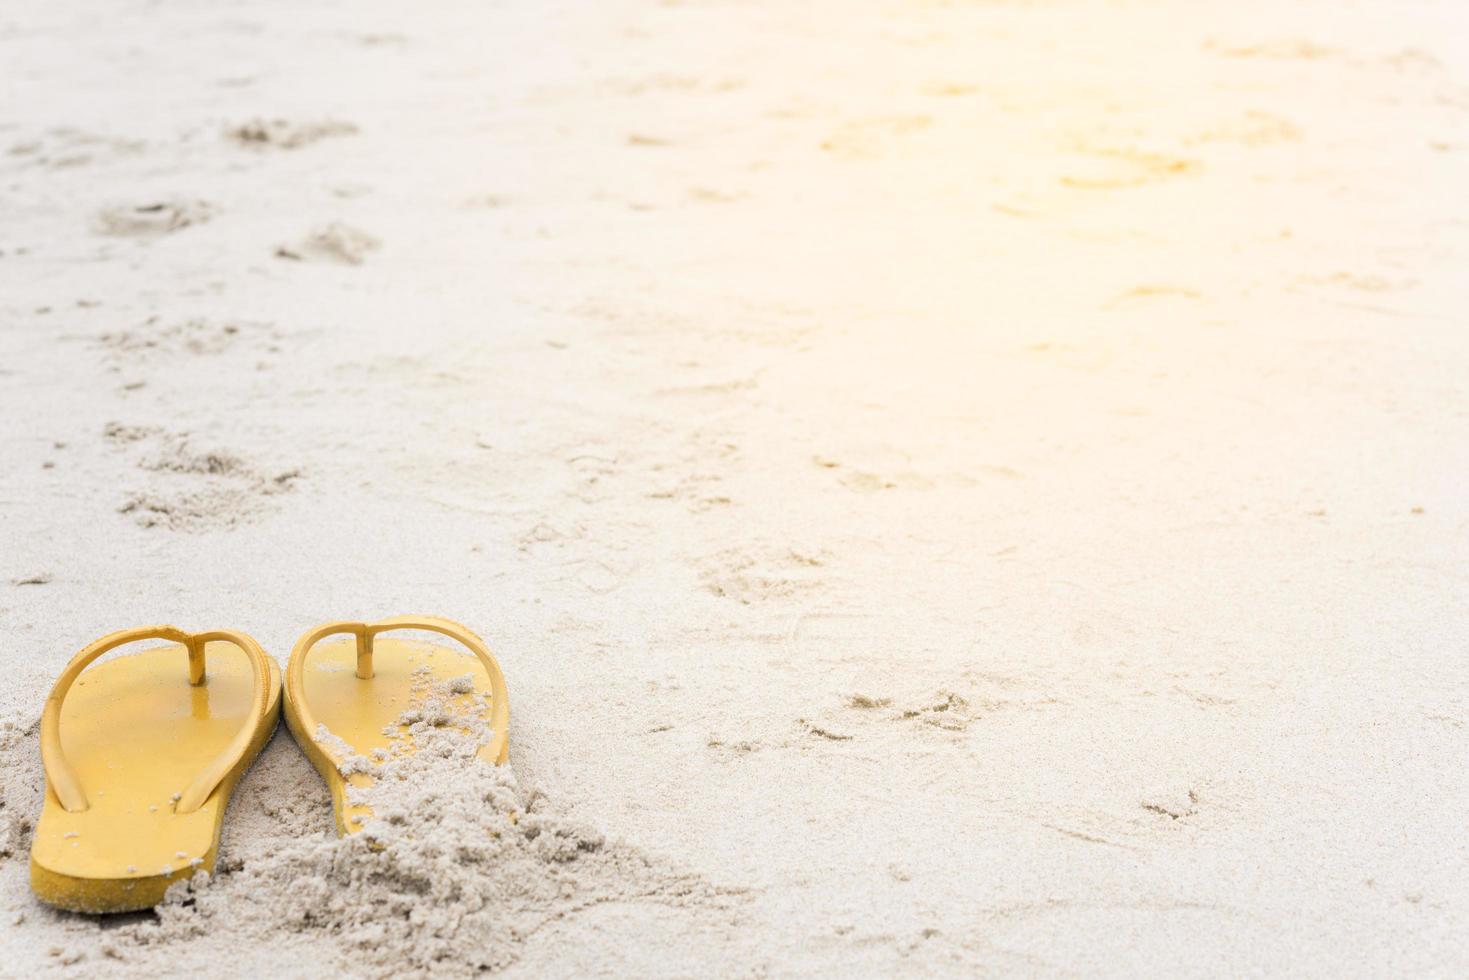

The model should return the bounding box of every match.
[2,0,1467,974]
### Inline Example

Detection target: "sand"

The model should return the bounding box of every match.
[1,0,1467,974]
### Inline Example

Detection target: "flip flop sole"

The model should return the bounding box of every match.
[30,645,281,913]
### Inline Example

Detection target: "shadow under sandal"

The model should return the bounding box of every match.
[283,616,509,836]
[30,626,281,913]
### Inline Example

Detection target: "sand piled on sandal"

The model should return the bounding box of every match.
[0,685,741,978]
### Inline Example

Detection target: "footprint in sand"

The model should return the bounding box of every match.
[103,423,301,531]
[697,546,828,605]
[1139,786,1201,823]
[786,690,978,751]
[227,118,359,150]
[95,200,214,238]
[843,690,977,733]
[10,573,52,587]
[275,222,380,265]
[9,128,145,170]
[96,317,281,359]
[812,456,941,493]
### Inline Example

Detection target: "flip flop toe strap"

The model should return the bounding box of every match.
[40,626,273,814]
[288,616,510,764]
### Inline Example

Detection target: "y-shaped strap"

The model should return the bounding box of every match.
[40,626,272,814]
[287,616,509,764]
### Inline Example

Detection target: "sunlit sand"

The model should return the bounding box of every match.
[1,0,1465,973]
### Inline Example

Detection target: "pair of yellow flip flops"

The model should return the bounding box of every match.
[29,616,509,914]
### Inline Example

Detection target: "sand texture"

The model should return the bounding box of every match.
[2,0,1467,975]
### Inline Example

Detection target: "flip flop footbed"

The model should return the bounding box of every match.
[285,637,496,835]
[30,645,281,913]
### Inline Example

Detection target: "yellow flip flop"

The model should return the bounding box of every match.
[30,626,281,913]
[283,616,509,835]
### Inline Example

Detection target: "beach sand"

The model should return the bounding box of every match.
[1,0,1467,974]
